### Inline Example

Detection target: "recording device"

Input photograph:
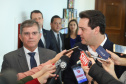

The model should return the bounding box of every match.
[80,51,92,68]
[72,65,88,83]
[64,46,79,55]
[96,45,111,60]
[48,55,69,84]
[113,44,126,54]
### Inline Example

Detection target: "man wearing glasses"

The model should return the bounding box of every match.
[1,20,56,73]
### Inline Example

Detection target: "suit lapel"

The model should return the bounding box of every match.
[60,33,64,50]
[38,39,44,48]
[103,38,113,51]
[18,48,29,72]
[50,30,60,50]
[43,29,47,39]
[43,29,48,48]
[38,47,48,64]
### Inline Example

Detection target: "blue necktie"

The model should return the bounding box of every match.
[28,52,37,69]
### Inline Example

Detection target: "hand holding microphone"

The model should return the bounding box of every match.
[48,55,69,84]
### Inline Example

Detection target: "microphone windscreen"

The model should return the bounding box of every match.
[59,55,69,70]
[60,55,69,63]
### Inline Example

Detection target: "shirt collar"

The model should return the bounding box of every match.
[52,30,60,37]
[40,28,43,34]
[87,34,107,56]
[23,46,38,54]
[100,34,107,46]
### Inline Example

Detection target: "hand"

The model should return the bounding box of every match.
[100,58,118,79]
[81,57,95,74]
[38,70,56,84]
[85,50,92,57]
[51,50,73,64]
[101,58,114,73]
[81,65,89,74]
[88,57,95,65]
[57,49,73,58]
[31,64,56,79]
[40,64,56,75]
[106,49,121,65]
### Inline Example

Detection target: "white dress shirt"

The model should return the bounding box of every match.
[87,34,107,57]
[23,47,40,70]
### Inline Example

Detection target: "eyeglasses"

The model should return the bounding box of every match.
[23,32,40,36]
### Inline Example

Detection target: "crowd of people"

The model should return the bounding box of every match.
[0,9,126,84]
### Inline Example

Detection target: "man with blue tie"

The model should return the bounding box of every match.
[30,10,57,52]
[1,20,57,73]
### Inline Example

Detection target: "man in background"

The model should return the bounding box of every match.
[49,15,65,84]
[30,10,56,51]
[50,15,64,53]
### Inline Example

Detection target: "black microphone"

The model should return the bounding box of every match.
[48,55,69,84]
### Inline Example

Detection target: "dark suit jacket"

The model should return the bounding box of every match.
[38,28,57,51]
[89,64,123,84]
[63,38,114,84]
[1,47,56,73]
[50,30,64,53]
[64,34,81,50]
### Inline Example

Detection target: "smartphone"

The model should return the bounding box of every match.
[91,55,107,61]
[96,46,110,60]
[71,64,87,83]
[113,44,126,54]
[64,46,79,55]
[80,51,89,66]
[80,51,92,68]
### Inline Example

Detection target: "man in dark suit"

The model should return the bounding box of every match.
[63,10,126,84]
[50,15,64,53]
[49,15,64,84]
[1,20,56,73]
[30,10,56,51]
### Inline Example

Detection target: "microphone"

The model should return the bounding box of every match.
[48,55,69,84]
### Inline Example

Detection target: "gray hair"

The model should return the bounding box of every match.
[20,20,40,34]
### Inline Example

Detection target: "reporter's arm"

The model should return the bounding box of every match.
[88,64,122,84]
[17,60,51,80]
[50,50,73,64]
[18,76,33,84]
[106,49,126,66]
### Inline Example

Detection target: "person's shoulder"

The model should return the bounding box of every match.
[43,28,50,33]
[4,48,23,57]
[105,37,114,47]
[43,28,49,32]
[38,47,56,54]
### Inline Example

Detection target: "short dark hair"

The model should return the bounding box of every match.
[20,20,40,34]
[30,10,43,19]
[51,15,61,23]
[79,10,106,34]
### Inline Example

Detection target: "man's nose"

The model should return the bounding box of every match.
[36,19,39,22]
[29,33,33,38]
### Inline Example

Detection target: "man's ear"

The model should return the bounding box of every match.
[94,26,100,34]
[19,34,22,41]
